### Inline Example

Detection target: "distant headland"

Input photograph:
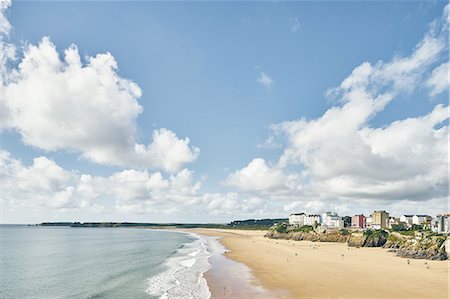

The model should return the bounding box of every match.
[39,218,288,230]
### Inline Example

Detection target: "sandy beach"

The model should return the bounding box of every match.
[190,229,449,299]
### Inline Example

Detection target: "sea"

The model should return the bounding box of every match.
[0,225,211,299]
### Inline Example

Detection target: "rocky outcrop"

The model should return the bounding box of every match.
[264,230,350,243]
[347,234,365,247]
[384,234,447,260]
[362,230,388,247]
[265,225,448,261]
[394,247,447,260]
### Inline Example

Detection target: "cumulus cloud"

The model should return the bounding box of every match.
[274,14,448,187]
[0,150,102,211]
[284,200,328,214]
[0,1,266,221]
[2,1,449,221]
[304,104,448,202]
[110,167,203,214]
[0,0,11,35]
[0,0,15,81]
[0,150,268,219]
[1,37,198,172]
[225,158,286,192]
[110,169,269,217]
[426,62,448,96]
[257,72,273,89]
[229,5,449,214]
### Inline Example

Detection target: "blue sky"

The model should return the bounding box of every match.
[1,0,448,223]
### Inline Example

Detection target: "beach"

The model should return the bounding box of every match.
[191,229,449,299]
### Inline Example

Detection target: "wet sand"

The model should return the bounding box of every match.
[191,228,449,299]
[201,234,282,298]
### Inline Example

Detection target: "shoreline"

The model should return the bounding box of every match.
[189,228,449,299]
[200,234,277,298]
[186,229,290,299]
[145,227,275,298]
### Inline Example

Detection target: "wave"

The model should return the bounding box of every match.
[146,232,211,299]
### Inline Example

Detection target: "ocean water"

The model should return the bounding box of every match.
[0,225,211,299]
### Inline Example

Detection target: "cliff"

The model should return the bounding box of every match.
[265,224,447,261]
[265,230,350,243]
[384,232,447,260]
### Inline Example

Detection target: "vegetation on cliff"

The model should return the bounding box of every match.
[267,224,351,243]
[265,225,448,261]
[384,232,447,260]
[362,229,389,247]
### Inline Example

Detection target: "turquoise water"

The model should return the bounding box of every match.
[0,225,210,299]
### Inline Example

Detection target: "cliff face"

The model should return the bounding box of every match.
[265,230,349,243]
[265,227,448,261]
[362,230,389,247]
[384,233,447,260]
[347,234,365,247]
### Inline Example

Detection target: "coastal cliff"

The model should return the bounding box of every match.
[265,229,350,243]
[265,224,447,261]
[384,232,447,260]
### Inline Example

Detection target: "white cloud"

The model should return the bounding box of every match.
[256,135,282,149]
[426,62,448,96]
[229,6,449,214]
[0,1,268,222]
[0,0,11,36]
[257,72,273,89]
[289,17,300,33]
[134,129,200,173]
[0,150,268,219]
[110,168,202,215]
[202,193,267,216]
[0,0,15,83]
[0,150,102,211]
[225,158,286,192]
[445,3,450,25]
[284,200,328,214]
[274,15,448,187]
[1,37,199,172]
[224,158,304,200]
[1,1,449,221]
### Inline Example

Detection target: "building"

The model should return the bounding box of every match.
[321,212,344,229]
[321,212,337,223]
[371,210,389,229]
[432,215,450,233]
[329,217,344,229]
[304,214,321,226]
[389,217,400,228]
[351,214,366,228]
[400,215,414,227]
[366,216,372,228]
[412,215,431,226]
[289,213,306,226]
[342,216,352,227]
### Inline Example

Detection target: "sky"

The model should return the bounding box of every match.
[0,0,448,224]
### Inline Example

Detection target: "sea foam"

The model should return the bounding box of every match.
[146,232,211,299]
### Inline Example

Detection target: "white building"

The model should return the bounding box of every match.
[389,217,400,228]
[329,218,344,229]
[289,213,306,226]
[366,216,372,228]
[432,215,450,233]
[304,214,321,226]
[321,212,336,223]
[321,212,344,229]
[400,215,414,227]
[412,215,431,226]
